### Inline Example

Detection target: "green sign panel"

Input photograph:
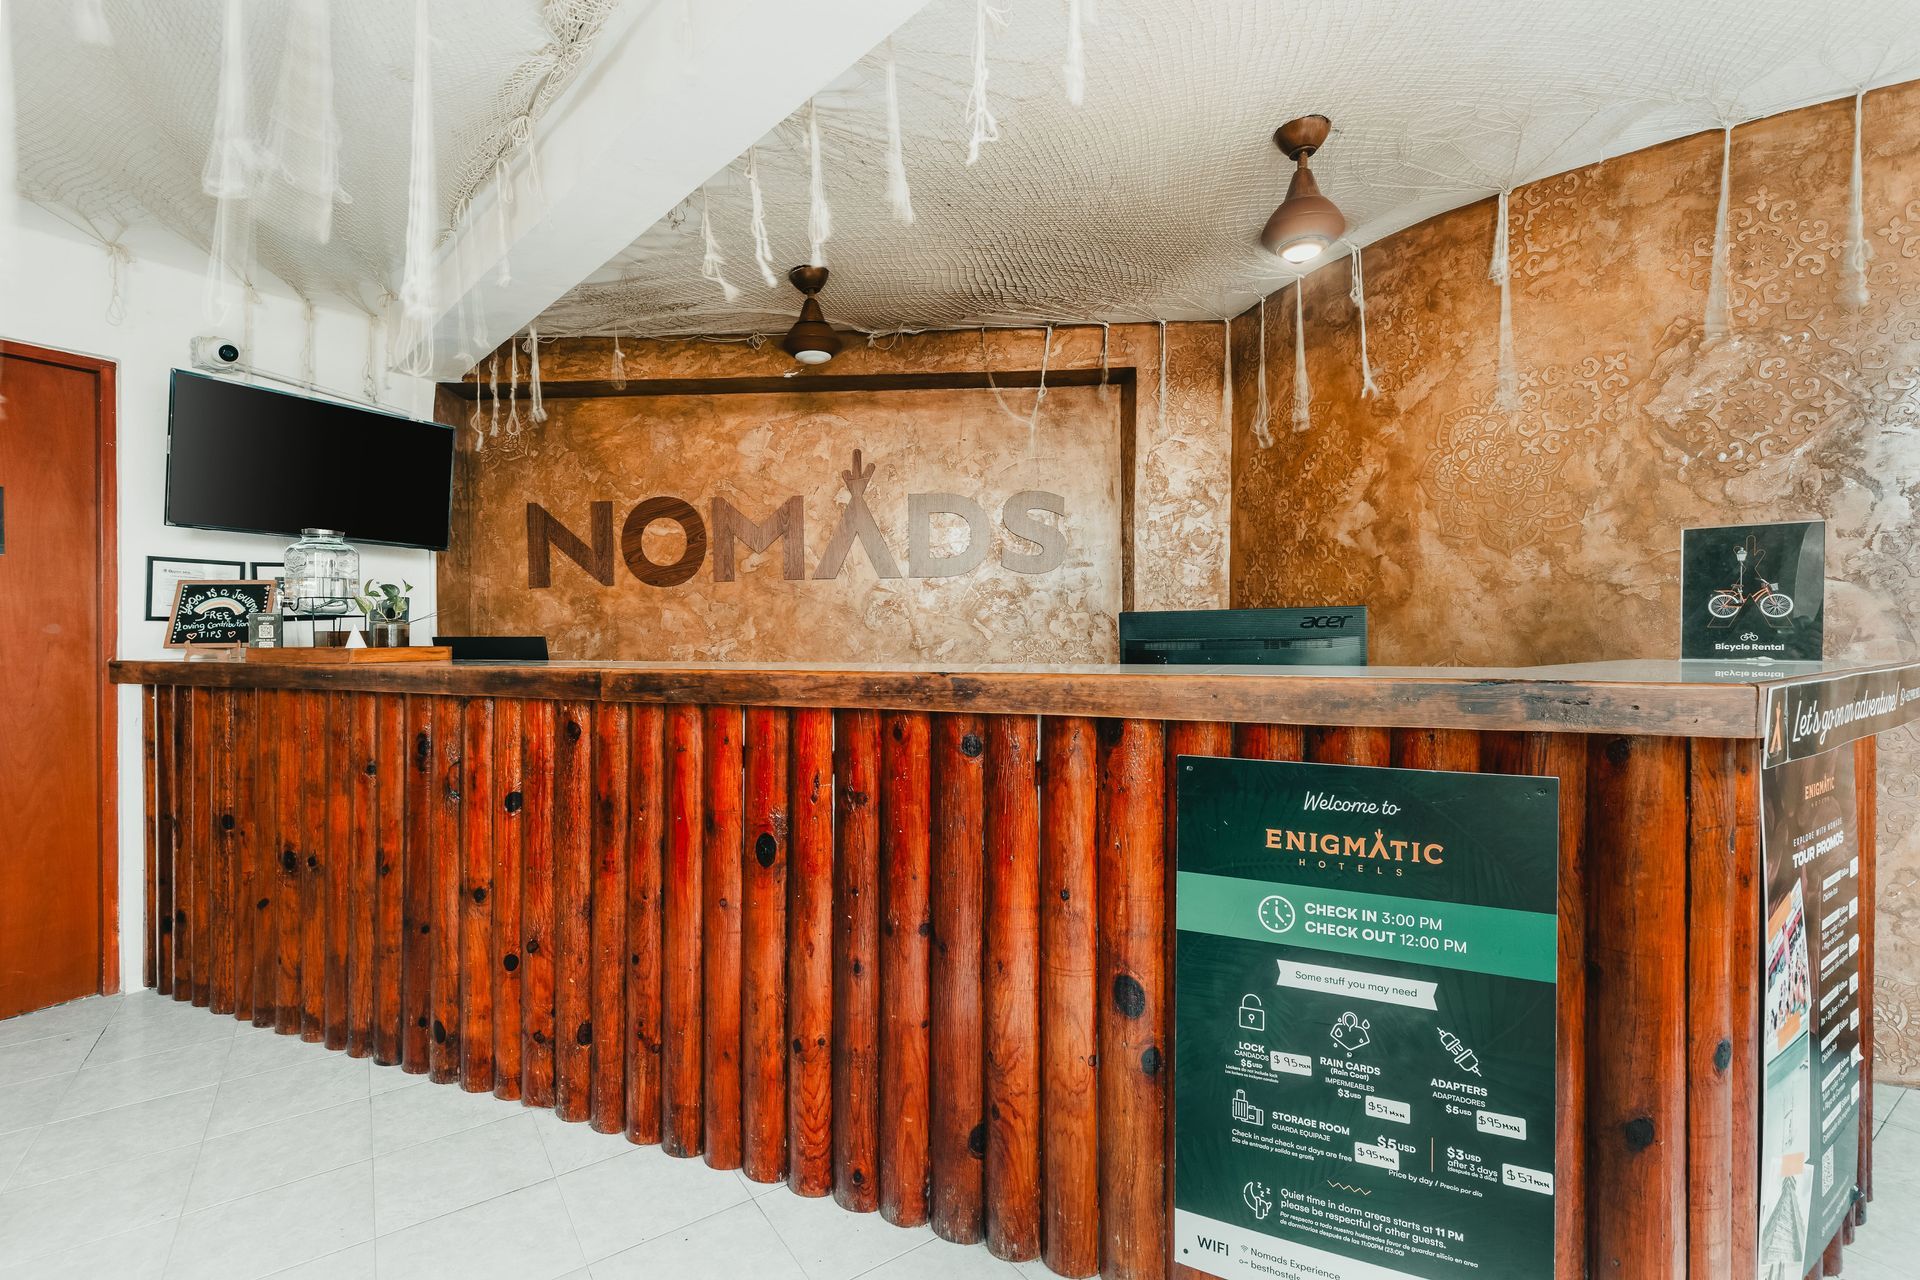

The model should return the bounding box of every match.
[1757,747,1863,1278]
[1173,757,1559,1280]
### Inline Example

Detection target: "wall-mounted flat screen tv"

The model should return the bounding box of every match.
[165,370,454,550]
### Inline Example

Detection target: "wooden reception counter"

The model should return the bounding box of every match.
[111,656,1911,1280]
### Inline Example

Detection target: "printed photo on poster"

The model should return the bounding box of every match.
[1680,520,1824,661]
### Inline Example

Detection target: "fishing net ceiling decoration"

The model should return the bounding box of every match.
[9,0,1920,353]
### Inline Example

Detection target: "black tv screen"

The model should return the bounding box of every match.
[165,370,454,550]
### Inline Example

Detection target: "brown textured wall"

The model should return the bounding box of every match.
[441,323,1235,659]
[1229,84,1920,1081]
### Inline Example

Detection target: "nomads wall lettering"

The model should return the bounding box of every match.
[1172,755,1559,1280]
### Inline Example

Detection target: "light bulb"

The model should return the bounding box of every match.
[1279,238,1329,264]
[793,348,833,366]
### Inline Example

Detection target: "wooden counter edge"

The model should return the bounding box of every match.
[110,660,1764,739]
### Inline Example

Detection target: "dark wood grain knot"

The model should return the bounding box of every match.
[502,953,519,972]
[755,833,777,868]
[363,760,377,776]
[1112,973,1147,1018]
[280,849,298,874]
[471,887,487,904]
[1623,1116,1656,1152]
[503,791,524,814]
[575,1021,593,1046]
[1140,1045,1163,1075]
[414,733,432,772]
[1712,1039,1732,1073]
[968,1123,986,1158]
[960,733,984,758]
[219,814,235,831]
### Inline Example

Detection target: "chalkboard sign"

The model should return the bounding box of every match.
[164,579,277,649]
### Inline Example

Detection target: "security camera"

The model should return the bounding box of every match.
[190,336,243,370]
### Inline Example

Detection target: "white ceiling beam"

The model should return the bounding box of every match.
[426,0,930,378]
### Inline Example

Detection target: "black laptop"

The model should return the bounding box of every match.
[433,635,549,662]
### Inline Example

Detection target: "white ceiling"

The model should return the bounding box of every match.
[540,0,1920,339]
[8,0,1920,352]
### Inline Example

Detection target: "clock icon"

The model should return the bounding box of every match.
[1257,894,1296,934]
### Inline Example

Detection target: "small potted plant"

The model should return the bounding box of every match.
[357,579,413,648]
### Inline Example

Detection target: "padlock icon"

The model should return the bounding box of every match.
[1238,994,1266,1033]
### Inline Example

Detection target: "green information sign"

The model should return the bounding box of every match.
[1173,756,1559,1280]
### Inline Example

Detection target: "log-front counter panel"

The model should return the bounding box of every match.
[113,659,1890,1280]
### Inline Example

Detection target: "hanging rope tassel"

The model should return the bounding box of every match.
[1063,0,1086,106]
[494,159,514,287]
[1221,317,1233,445]
[964,2,1005,165]
[1489,189,1518,410]
[391,0,437,377]
[883,41,915,224]
[505,339,522,437]
[807,99,832,267]
[487,351,501,436]
[699,187,740,302]
[610,331,629,390]
[202,0,259,323]
[1704,125,1734,343]
[745,149,778,286]
[1842,92,1871,312]
[1028,324,1053,451]
[299,299,317,384]
[526,327,548,424]
[1157,319,1169,438]
[1346,242,1380,399]
[1252,296,1273,448]
[1292,280,1311,433]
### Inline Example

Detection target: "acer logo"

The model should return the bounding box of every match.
[1299,615,1352,629]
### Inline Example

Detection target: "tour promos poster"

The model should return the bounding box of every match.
[1681,520,1825,661]
[1172,757,1558,1280]
[1757,748,1862,1280]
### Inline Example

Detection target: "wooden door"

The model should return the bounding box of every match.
[0,342,117,1018]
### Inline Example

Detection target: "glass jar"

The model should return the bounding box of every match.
[283,529,359,615]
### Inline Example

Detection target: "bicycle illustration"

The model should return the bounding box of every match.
[1708,539,1794,622]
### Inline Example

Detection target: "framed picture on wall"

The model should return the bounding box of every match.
[163,579,277,649]
[145,556,245,621]
[250,561,286,583]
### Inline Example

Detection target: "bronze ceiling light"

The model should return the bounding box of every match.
[779,265,843,366]
[1261,114,1346,264]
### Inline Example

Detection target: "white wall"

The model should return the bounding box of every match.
[0,204,440,989]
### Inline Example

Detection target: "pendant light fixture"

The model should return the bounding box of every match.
[780,265,843,366]
[1261,114,1345,265]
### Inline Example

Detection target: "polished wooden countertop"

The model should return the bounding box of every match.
[111,656,1919,738]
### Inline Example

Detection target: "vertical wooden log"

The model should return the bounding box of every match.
[347,694,378,1056]
[833,708,882,1211]
[1390,726,1480,773]
[930,713,987,1244]
[741,707,791,1183]
[1586,734,1688,1279]
[1040,715,1101,1279]
[1305,724,1391,767]
[373,694,406,1065]
[461,699,496,1092]
[627,705,667,1145]
[1097,718,1168,1280]
[208,689,238,1016]
[1854,735,1877,1219]
[1164,723,1231,1280]
[879,711,933,1228]
[663,704,705,1157]
[788,708,835,1197]
[276,690,305,1034]
[553,700,593,1120]
[589,703,630,1132]
[153,686,177,998]
[251,689,281,1030]
[323,693,351,1049]
[1687,739,1740,1280]
[1481,732,1589,1280]
[189,686,211,1006]
[1232,723,1304,761]
[231,691,259,1023]
[521,700,558,1107]
[400,696,434,1071]
[143,689,159,991]
[703,706,746,1170]
[492,700,525,1099]
[429,698,465,1081]
[983,715,1041,1262]
[301,691,331,1039]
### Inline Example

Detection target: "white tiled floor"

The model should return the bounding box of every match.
[0,991,1913,1279]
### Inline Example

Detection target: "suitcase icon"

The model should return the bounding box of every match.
[1238,995,1266,1032]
